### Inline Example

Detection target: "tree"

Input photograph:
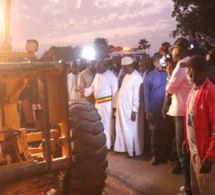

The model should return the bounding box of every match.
[138,39,151,51]
[94,38,108,49]
[107,45,115,53]
[171,0,215,38]
[41,46,82,62]
[94,37,109,60]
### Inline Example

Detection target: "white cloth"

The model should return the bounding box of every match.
[114,70,143,157]
[166,56,192,116]
[186,88,199,154]
[84,70,118,149]
[67,72,80,100]
[140,70,147,82]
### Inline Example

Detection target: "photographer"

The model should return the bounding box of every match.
[165,37,193,195]
[161,48,181,174]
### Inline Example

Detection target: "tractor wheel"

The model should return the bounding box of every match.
[56,100,108,195]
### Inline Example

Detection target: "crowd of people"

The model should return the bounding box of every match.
[17,30,215,195]
[66,31,215,195]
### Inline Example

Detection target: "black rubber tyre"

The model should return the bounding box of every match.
[56,100,108,195]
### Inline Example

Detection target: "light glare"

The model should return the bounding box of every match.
[82,47,96,60]
[0,5,5,43]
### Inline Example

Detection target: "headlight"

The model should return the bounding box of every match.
[26,39,38,52]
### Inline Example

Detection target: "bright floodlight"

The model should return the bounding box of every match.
[82,47,96,60]
[0,8,4,42]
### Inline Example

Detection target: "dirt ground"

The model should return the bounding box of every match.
[0,174,137,195]
[0,152,183,195]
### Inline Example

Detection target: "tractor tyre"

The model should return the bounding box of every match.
[56,100,108,195]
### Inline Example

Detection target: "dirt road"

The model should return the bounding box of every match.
[107,151,184,195]
[0,151,183,195]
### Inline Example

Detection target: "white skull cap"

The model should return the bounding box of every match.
[121,56,133,66]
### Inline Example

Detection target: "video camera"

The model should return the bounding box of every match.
[160,58,167,69]
[159,42,173,69]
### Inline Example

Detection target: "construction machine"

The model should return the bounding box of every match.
[0,1,108,194]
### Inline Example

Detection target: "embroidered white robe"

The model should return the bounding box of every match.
[67,72,80,100]
[84,70,118,149]
[114,70,143,157]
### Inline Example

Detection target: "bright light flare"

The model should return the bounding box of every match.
[0,11,3,26]
[0,2,5,42]
[123,47,131,51]
[82,46,96,60]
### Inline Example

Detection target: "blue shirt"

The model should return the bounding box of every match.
[144,70,167,128]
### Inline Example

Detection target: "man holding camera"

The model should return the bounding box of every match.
[166,37,193,195]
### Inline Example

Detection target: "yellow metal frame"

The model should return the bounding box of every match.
[0,52,35,59]
[0,62,70,163]
[0,0,71,182]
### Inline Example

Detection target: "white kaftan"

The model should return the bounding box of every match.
[67,72,80,100]
[84,70,118,149]
[114,70,143,157]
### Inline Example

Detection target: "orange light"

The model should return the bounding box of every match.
[123,47,131,51]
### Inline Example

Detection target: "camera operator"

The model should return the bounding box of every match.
[165,37,193,195]
[161,51,181,174]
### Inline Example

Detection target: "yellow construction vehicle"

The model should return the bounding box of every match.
[0,1,107,194]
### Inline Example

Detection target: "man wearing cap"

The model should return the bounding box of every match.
[114,56,143,157]
[184,55,215,195]
[76,60,118,150]
[166,37,193,195]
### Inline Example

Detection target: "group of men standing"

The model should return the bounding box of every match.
[67,34,215,195]
[146,36,215,195]
[67,56,144,157]
[159,36,215,195]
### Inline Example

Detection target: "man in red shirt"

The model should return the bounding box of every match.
[184,55,215,195]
